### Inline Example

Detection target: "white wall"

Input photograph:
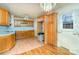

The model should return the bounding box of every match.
[56,4,79,54]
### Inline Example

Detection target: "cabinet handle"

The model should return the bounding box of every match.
[73,34,76,35]
[73,33,79,35]
[58,31,62,33]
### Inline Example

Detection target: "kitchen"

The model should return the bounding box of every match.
[0,3,79,55]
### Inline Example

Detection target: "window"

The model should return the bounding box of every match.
[62,12,73,29]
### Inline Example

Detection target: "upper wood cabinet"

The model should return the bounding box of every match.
[0,8,9,26]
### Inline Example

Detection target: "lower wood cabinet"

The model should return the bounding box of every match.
[0,34,15,53]
[16,30,35,39]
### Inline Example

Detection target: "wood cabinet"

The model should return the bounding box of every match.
[44,13,57,47]
[0,34,15,53]
[0,8,9,26]
[37,13,57,47]
[16,30,34,39]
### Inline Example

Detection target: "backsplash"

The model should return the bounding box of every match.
[0,26,34,32]
[0,26,9,31]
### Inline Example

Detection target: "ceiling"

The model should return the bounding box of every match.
[0,3,70,18]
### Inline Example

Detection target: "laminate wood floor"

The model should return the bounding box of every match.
[1,38,41,55]
[1,38,73,55]
[20,44,73,55]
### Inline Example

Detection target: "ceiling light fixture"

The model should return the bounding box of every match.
[40,3,56,12]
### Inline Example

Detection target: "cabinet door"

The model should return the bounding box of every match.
[0,9,9,26]
[3,10,9,25]
[0,9,3,24]
[47,13,57,46]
